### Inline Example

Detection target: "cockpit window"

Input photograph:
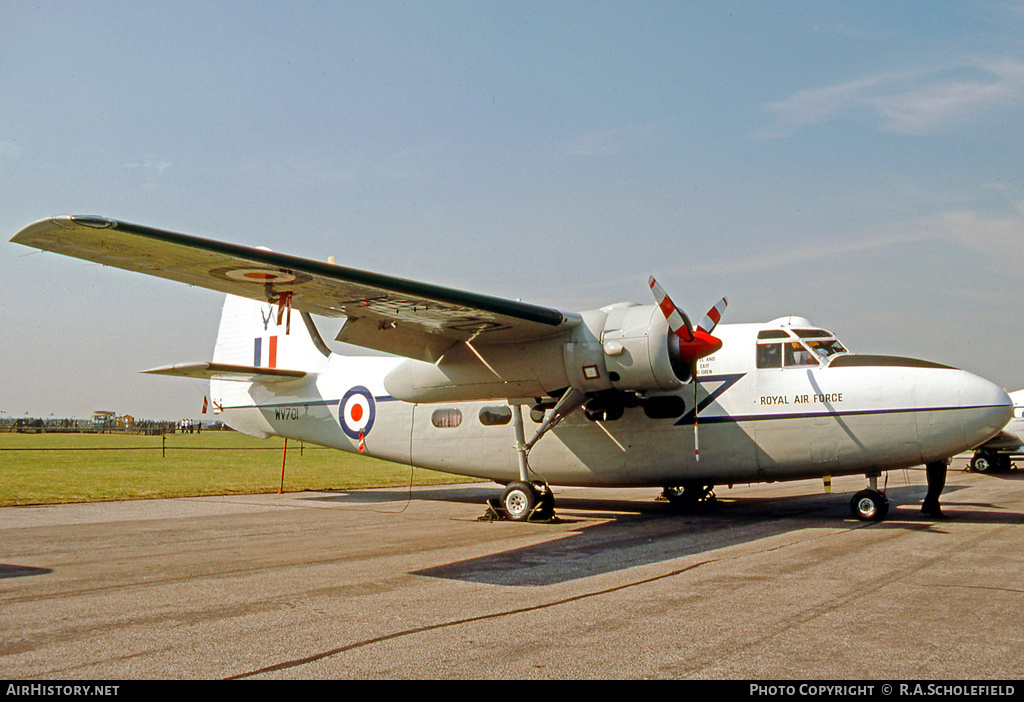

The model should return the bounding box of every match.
[806,339,847,359]
[758,327,848,368]
[757,343,782,368]
[784,341,818,366]
[759,340,827,368]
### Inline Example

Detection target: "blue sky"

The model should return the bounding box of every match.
[3,1,1024,419]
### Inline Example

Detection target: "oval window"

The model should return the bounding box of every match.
[431,408,463,429]
[479,406,512,426]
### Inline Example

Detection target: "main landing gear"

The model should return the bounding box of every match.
[486,395,586,522]
[970,449,1011,473]
[493,481,555,522]
[660,483,716,508]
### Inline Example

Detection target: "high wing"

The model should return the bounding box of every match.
[12,215,580,362]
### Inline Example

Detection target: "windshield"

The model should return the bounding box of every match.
[806,338,847,359]
[756,328,849,369]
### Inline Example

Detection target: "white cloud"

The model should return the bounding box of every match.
[760,57,1024,137]
[661,209,1024,281]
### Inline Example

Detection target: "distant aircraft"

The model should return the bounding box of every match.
[12,215,1012,521]
[969,389,1024,473]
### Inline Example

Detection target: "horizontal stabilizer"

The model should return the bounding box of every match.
[143,362,307,383]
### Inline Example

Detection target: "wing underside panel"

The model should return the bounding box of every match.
[12,216,578,361]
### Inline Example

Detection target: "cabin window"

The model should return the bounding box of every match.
[431,408,463,428]
[757,343,782,368]
[479,406,512,426]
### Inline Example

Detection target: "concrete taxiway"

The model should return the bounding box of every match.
[2,457,1024,679]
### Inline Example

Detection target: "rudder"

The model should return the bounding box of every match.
[212,294,330,371]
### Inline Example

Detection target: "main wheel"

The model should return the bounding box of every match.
[850,489,889,521]
[534,486,555,521]
[662,483,715,507]
[966,454,991,474]
[966,454,999,474]
[500,481,538,521]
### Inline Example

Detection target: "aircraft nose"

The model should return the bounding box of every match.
[915,368,1012,463]
[959,371,1013,447]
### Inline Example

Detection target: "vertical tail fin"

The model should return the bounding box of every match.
[212,294,330,371]
[209,295,332,437]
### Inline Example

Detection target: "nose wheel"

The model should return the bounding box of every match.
[850,489,889,521]
[850,472,889,521]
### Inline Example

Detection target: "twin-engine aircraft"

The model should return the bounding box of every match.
[12,215,1013,521]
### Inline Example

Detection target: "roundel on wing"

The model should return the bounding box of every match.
[210,266,312,285]
[339,386,376,439]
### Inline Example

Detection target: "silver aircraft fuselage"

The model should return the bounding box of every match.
[217,318,1011,489]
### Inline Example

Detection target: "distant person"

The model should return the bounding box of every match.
[921,461,947,518]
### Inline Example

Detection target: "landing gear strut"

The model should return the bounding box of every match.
[489,396,586,522]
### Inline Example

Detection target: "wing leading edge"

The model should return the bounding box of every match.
[12,215,580,362]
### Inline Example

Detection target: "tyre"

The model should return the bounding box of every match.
[850,489,889,521]
[662,483,714,507]
[534,487,555,521]
[970,452,994,473]
[500,481,538,521]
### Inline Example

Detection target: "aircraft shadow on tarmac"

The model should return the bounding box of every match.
[0,564,52,580]
[298,477,1024,587]
[303,485,498,506]
[408,483,1024,587]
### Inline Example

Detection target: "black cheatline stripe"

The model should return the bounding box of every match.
[695,404,1004,425]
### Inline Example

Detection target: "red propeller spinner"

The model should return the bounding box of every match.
[648,276,727,364]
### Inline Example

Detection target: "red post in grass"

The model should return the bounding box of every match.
[279,439,287,494]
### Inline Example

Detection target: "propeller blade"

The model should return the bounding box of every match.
[697,297,728,334]
[649,276,726,363]
[648,279,728,465]
[648,276,693,341]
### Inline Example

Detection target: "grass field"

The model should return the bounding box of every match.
[0,430,475,506]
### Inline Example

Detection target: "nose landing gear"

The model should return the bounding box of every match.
[850,473,889,521]
[850,489,889,521]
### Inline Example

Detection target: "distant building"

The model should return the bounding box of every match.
[91,410,116,426]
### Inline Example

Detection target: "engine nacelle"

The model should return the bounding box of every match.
[565,304,692,399]
[384,302,697,404]
[591,303,691,393]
